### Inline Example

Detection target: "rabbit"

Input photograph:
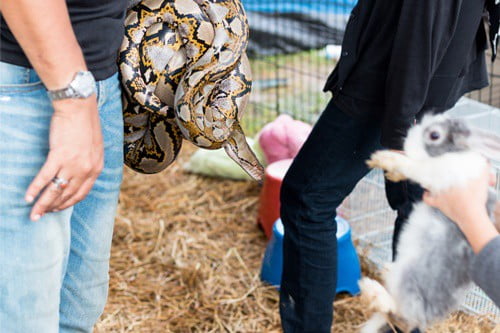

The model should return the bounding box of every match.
[359,114,500,333]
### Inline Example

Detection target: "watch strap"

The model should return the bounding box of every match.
[47,86,78,101]
[46,71,96,101]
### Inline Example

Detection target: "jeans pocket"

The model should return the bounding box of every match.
[0,81,45,95]
[0,62,45,94]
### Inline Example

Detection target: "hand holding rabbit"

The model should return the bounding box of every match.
[423,166,499,253]
[423,165,493,224]
[360,114,500,332]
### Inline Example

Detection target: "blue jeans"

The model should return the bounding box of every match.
[0,62,124,332]
[279,100,423,332]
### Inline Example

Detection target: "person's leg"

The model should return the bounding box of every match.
[0,62,72,333]
[279,100,383,333]
[58,73,124,332]
[384,180,424,260]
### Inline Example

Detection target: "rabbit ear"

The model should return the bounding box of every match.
[467,127,500,161]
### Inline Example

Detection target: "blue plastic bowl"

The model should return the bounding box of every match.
[260,216,361,295]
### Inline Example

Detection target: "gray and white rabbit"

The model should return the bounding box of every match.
[359,114,500,333]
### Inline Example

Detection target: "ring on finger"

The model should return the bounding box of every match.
[51,176,69,190]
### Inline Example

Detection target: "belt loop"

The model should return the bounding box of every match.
[96,79,104,107]
[23,68,30,84]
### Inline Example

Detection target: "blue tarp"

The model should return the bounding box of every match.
[242,1,356,56]
[243,0,357,15]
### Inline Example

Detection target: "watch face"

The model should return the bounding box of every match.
[71,71,96,98]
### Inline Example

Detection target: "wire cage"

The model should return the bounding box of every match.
[242,0,355,134]
[242,0,500,322]
[242,0,500,136]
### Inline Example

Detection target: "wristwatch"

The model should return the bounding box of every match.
[47,70,96,101]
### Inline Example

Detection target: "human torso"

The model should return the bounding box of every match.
[325,0,488,119]
[0,0,128,81]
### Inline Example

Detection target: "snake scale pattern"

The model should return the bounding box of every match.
[119,0,264,181]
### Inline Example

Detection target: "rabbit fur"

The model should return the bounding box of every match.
[360,114,499,332]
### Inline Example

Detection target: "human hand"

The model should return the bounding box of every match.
[423,165,494,227]
[25,96,104,221]
[423,166,498,253]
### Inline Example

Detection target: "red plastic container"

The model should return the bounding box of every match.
[257,159,293,239]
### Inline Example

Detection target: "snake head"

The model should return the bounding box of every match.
[222,126,265,182]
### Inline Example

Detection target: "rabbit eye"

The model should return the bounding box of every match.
[424,126,446,145]
[429,131,441,141]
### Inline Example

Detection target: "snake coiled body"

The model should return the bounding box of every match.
[119,0,264,181]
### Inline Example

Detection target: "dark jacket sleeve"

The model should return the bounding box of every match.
[381,0,463,149]
[471,236,500,308]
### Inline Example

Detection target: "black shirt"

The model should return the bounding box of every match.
[0,0,128,81]
[324,0,489,149]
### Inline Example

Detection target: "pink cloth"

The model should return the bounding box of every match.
[258,115,312,164]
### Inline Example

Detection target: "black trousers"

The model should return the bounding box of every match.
[279,100,423,333]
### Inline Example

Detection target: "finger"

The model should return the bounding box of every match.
[45,173,74,212]
[48,188,72,213]
[56,176,96,211]
[25,156,60,203]
[489,172,497,187]
[31,170,84,220]
[51,156,102,212]
[49,177,83,212]
[423,190,432,198]
[422,192,436,207]
[30,180,66,221]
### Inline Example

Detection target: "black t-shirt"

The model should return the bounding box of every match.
[0,0,128,81]
[323,0,488,149]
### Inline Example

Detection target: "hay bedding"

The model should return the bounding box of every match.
[96,146,497,332]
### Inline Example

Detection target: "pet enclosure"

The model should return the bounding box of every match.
[242,0,500,321]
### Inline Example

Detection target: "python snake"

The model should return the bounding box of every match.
[119,0,264,181]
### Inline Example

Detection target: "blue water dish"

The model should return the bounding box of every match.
[260,216,361,295]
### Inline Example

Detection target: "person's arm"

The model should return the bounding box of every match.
[469,235,500,307]
[454,209,498,254]
[423,167,500,307]
[1,0,104,221]
[381,0,463,149]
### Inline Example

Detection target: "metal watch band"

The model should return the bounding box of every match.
[47,71,96,101]
[47,87,77,101]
